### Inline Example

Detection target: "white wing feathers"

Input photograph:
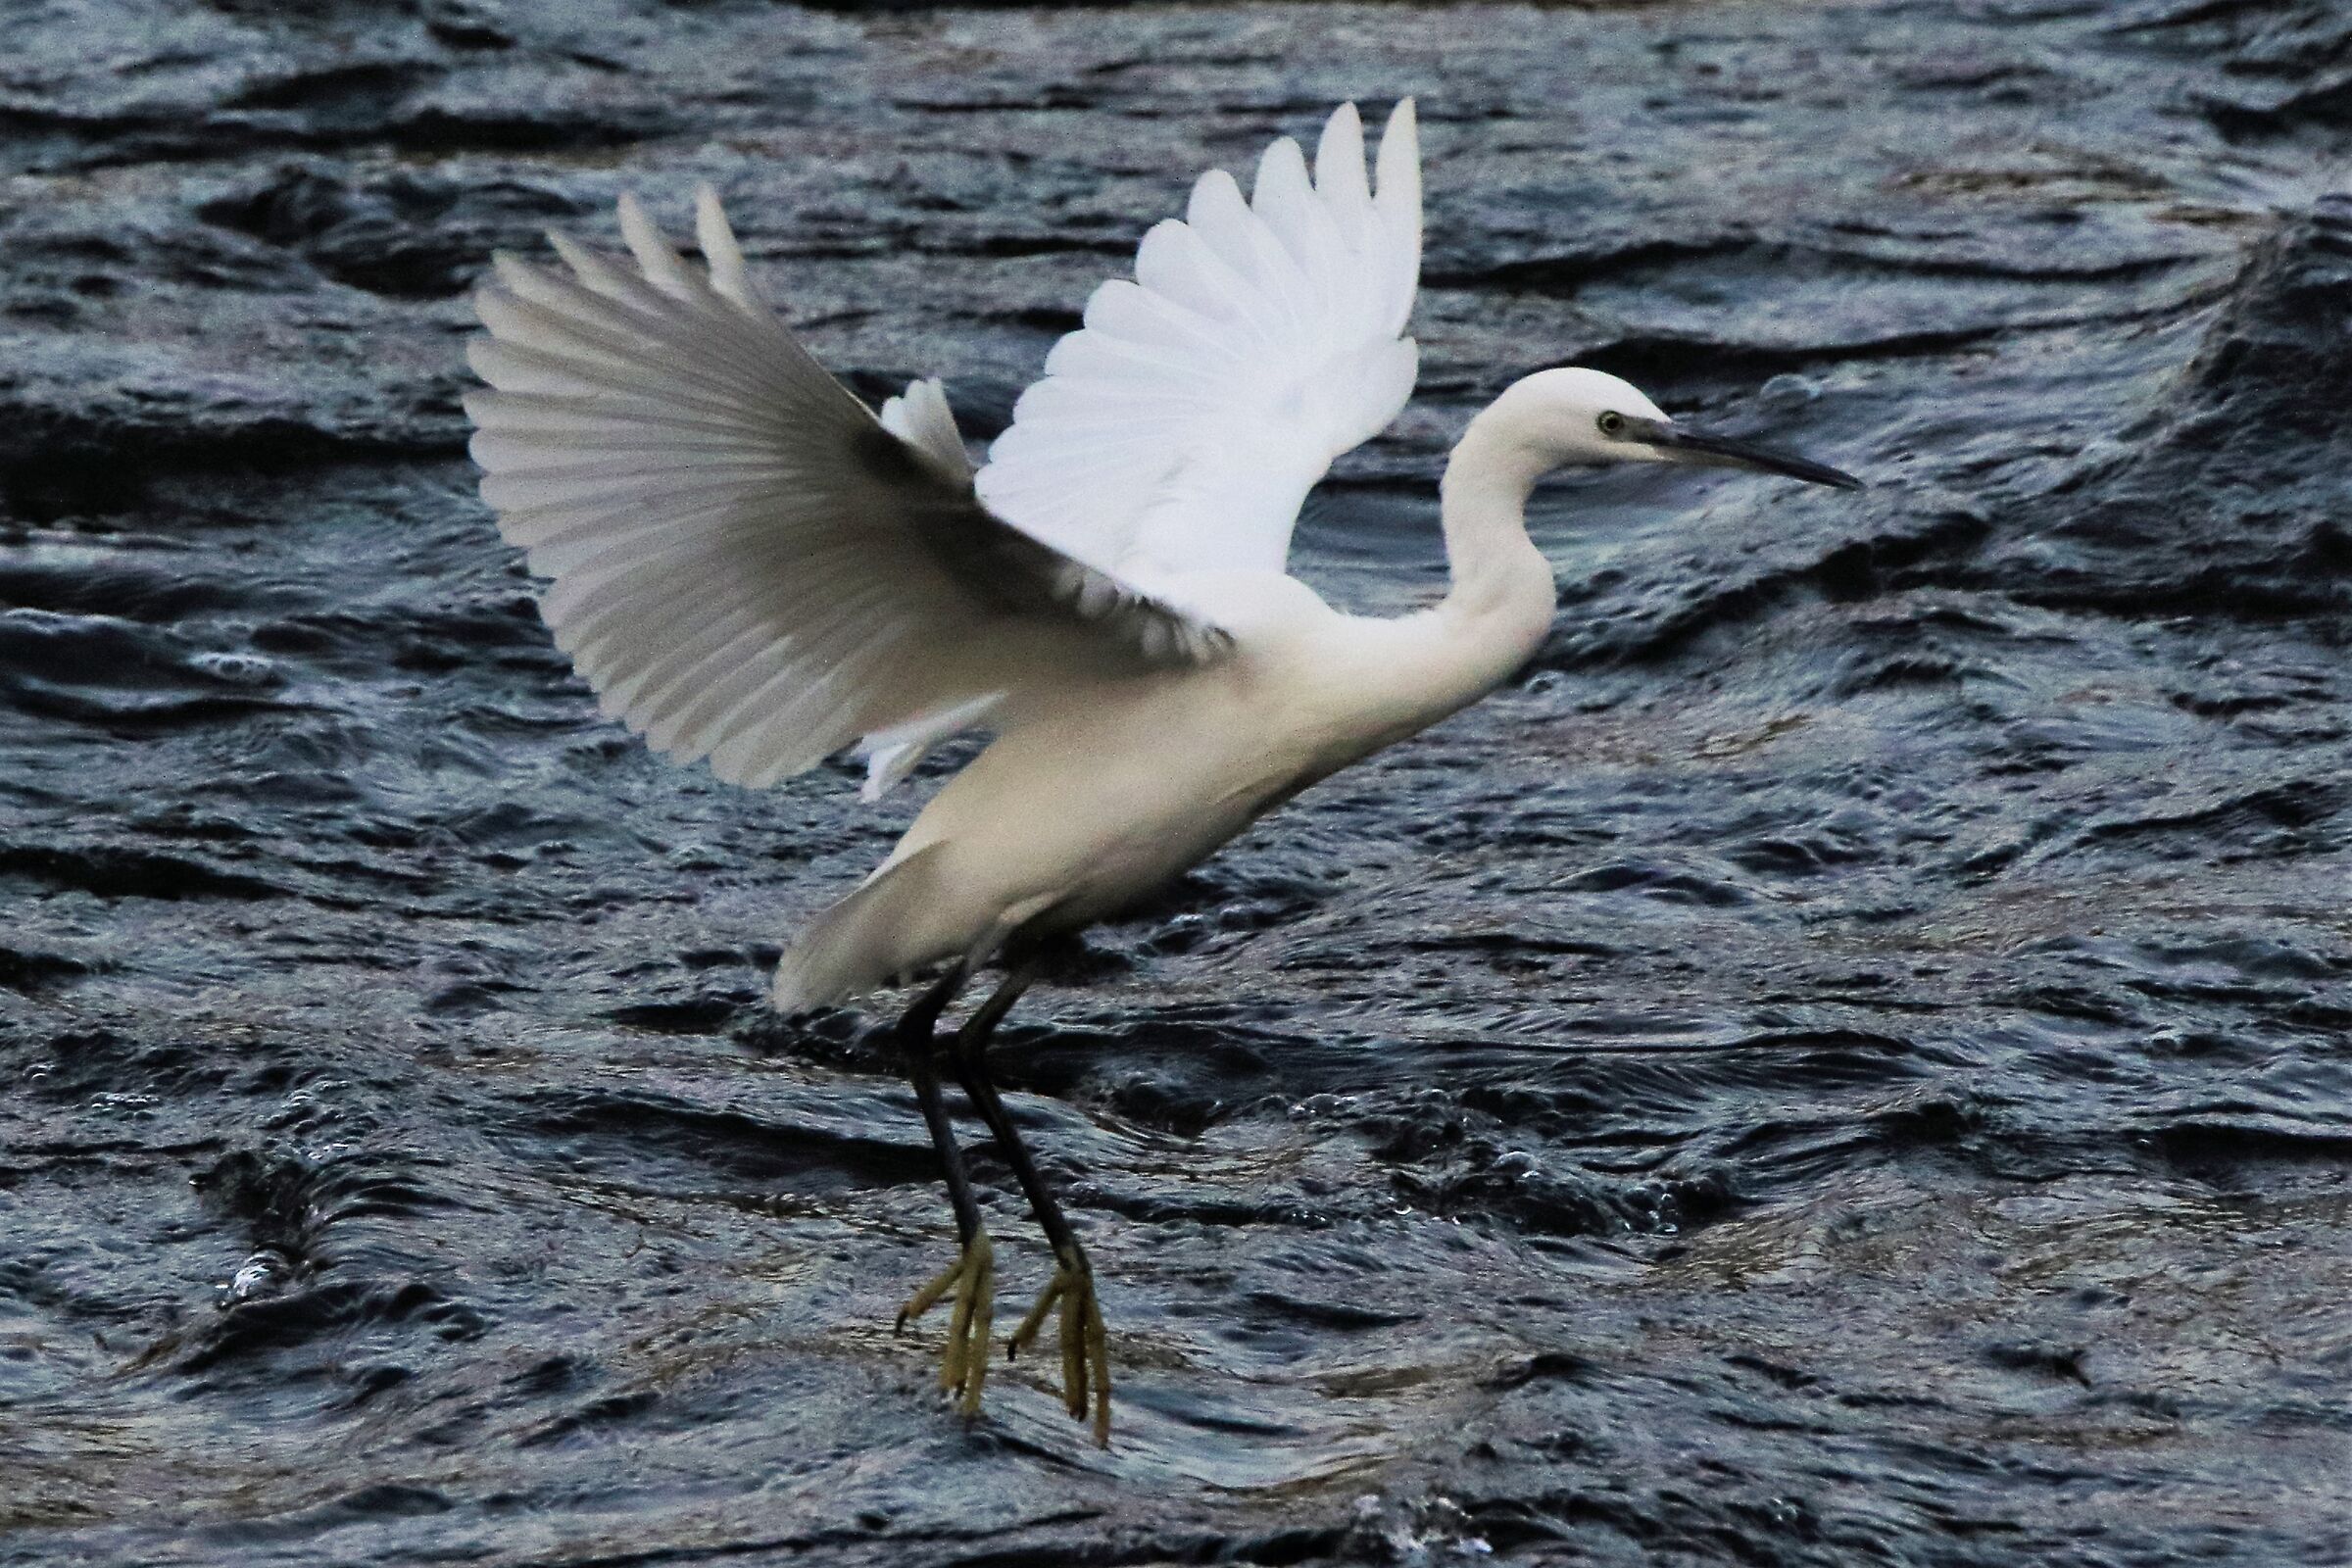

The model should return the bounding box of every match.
[974,99,1422,586]
[466,100,1420,799]
[466,191,1227,793]
[877,377,974,485]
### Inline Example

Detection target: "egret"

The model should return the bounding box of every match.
[465,99,1860,1446]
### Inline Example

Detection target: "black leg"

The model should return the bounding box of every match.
[897,961,982,1255]
[949,961,1112,1446]
[948,961,1071,1252]
[889,961,996,1414]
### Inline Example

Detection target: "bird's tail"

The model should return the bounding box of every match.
[771,844,950,1013]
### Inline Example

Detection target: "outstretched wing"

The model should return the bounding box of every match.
[466,189,1228,795]
[974,100,1422,588]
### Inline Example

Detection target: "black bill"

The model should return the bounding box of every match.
[1630,416,1864,489]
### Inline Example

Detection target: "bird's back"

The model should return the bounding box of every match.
[772,576,1520,1010]
[774,598,1322,1007]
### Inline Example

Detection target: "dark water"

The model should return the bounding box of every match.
[5,2,2351,1562]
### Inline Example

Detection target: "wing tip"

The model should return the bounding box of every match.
[462,327,503,378]
[1314,101,1368,195]
[1378,98,1421,195]
[615,190,697,292]
[613,189,654,251]
[545,229,599,281]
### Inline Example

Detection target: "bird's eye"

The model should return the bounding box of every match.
[1597,411,1626,436]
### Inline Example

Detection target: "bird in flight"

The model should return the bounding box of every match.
[465,99,1859,1446]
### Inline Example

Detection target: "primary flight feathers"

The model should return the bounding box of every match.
[978,99,1422,581]
[465,99,1423,796]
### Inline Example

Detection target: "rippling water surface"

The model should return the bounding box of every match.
[4,2,2350,1563]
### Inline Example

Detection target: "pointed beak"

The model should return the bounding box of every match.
[1633,416,1863,489]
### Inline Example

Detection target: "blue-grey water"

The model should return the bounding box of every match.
[3,2,2349,1563]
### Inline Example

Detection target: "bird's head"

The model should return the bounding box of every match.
[1486,367,1861,490]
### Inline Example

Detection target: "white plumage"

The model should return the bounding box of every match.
[465,101,1859,1444]
[466,102,1433,1001]
[467,191,1224,800]
[466,98,1856,1012]
[978,101,1422,584]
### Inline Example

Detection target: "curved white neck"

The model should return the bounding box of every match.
[1435,410,1558,658]
[1319,404,1560,749]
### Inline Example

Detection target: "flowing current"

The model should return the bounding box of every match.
[3,3,2348,1563]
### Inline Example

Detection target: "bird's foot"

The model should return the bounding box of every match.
[1007,1244,1110,1446]
[896,1228,996,1416]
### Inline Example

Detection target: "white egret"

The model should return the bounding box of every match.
[465,99,1859,1446]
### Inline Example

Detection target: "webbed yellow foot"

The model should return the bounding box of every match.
[897,1228,995,1416]
[1008,1243,1110,1446]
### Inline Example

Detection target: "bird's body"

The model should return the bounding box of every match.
[465,99,1857,1445]
[781,515,1557,1006]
